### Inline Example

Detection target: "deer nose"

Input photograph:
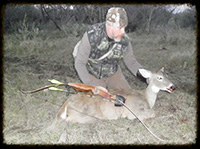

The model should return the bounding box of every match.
[170,85,176,92]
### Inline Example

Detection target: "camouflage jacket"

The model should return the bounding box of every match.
[74,23,143,85]
[86,23,129,79]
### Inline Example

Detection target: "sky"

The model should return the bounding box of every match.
[167,4,192,13]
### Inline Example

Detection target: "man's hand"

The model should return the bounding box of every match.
[93,86,108,94]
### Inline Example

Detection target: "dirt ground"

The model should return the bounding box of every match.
[3,29,197,146]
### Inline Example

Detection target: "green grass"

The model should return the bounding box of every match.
[3,26,196,145]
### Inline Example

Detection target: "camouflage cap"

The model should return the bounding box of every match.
[106,7,128,27]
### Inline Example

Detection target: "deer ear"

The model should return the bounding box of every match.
[138,69,152,78]
[159,67,165,72]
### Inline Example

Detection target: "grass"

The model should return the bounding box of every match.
[3,25,196,145]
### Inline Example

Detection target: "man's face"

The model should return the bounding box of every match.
[107,25,126,42]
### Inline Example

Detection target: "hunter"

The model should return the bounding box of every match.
[73,7,146,90]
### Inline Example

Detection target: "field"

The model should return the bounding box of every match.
[3,26,197,145]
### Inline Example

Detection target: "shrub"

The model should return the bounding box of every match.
[18,14,39,40]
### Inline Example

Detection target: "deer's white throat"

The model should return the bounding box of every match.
[145,85,160,109]
[151,85,160,93]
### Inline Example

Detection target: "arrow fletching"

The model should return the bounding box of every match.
[48,87,64,91]
[48,79,63,84]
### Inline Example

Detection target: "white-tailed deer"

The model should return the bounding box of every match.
[56,68,175,123]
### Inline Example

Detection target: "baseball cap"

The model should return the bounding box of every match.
[106,7,128,27]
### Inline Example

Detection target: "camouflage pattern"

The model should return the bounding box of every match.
[86,23,129,79]
[106,7,128,27]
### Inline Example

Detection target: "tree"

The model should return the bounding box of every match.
[173,7,196,29]
[4,5,41,33]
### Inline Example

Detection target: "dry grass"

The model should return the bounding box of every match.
[3,27,197,145]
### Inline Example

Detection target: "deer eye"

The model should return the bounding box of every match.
[157,76,163,81]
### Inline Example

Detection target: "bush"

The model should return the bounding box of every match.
[4,5,41,33]
[173,8,196,29]
[18,14,39,40]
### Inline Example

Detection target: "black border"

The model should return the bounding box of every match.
[1,0,199,148]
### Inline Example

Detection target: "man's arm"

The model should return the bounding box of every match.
[74,32,93,85]
[123,42,147,83]
[123,42,143,76]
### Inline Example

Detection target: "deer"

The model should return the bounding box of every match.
[56,68,175,123]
